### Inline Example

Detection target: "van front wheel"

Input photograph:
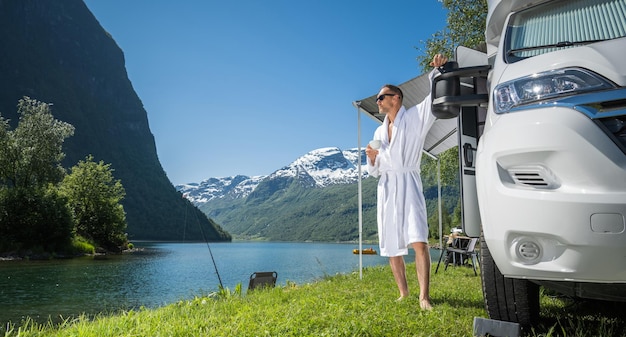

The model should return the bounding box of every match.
[480,233,540,327]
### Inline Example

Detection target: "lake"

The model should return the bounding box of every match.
[0,241,442,326]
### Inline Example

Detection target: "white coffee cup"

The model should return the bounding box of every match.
[369,139,381,150]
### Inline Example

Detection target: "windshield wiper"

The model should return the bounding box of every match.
[508,39,606,55]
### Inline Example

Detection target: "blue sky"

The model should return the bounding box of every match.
[83,0,448,185]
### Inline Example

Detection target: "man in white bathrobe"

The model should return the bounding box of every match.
[366,54,448,309]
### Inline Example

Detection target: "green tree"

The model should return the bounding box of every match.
[0,116,11,184]
[0,185,74,252]
[416,0,488,71]
[0,97,74,188]
[0,97,75,253]
[60,155,127,251]
[422,146,461,238]
[428,200,452,240]
[422,146,460,188]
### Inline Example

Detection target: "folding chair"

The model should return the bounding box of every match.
[247,271,277,291]
[435,237,480,275]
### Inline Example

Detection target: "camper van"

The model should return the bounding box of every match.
[432,0,626,326]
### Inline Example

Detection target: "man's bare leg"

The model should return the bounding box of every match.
[389,256,409,300]
[412,242,433,310]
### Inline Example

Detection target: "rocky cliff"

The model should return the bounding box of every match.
[0,0,230,241]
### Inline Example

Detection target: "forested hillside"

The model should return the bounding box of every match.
[200,150,461,242]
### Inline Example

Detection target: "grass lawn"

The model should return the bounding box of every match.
[5,263,625,336]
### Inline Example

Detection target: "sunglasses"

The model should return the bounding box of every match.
[376,94,397,102]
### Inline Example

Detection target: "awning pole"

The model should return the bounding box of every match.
[355,101,363,280]
[438,157,442,251]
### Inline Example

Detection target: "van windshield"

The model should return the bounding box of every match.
[505,0,626,63]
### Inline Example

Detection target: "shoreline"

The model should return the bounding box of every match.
[0,247,143,262]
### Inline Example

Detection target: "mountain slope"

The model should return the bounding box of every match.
[201,173,380,242]
[178,146,460,242]
[0,0,229,241]
[177,147,376,241]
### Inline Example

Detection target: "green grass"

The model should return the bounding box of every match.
[68,236,96,255]
[4,264,625,337]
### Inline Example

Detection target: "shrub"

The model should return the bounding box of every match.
[0,186,74,252]
[67,236,95,255]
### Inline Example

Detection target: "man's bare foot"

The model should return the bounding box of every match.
[420,298,433,310]
[396,295,408,302]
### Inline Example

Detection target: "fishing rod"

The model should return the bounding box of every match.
[193,207,224,289]
[184,195,224,289]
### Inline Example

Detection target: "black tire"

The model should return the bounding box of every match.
[480,233,540,328]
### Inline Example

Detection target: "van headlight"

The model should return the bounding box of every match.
[494,68,615,114]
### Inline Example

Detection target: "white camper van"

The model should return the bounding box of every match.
[432,0,626,326]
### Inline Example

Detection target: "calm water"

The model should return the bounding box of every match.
[0,241,441,325]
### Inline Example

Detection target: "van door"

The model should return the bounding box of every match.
[454,46,488,237]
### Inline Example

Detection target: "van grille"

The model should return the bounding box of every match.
[512,172,548,187]
[507,166,560,189]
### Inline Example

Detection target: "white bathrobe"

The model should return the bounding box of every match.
[367,71,437,257]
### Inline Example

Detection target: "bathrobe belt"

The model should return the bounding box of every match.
[379,166,419,175]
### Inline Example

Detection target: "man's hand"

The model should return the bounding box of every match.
[365,145,378,165]
[429,54,448,68]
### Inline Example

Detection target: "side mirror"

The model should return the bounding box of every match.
[432,62,460,119]
[431,64,491,119]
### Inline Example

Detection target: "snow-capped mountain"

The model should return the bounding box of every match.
[176,147,367,205]
[177,175,266,204]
